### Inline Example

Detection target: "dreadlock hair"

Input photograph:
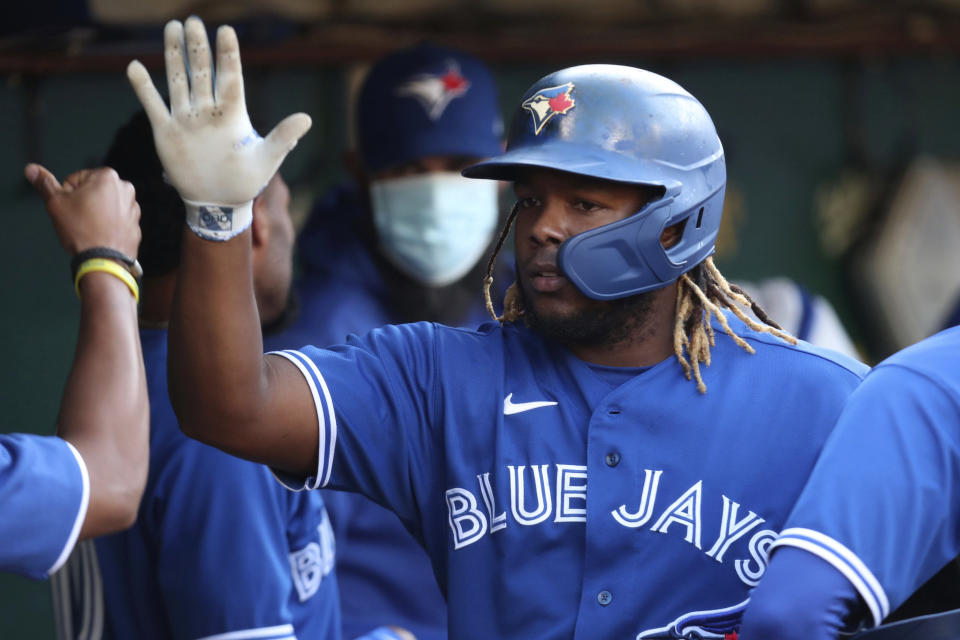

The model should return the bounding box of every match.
[482,204,798,394]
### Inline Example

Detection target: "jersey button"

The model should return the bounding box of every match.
[607,407,621,415]
[605,452,621,467]
[597,590,613,606]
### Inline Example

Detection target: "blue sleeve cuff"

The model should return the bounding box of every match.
[739,546,866,640]
[48,441,90,575]
[266,350,337,491]
[773,528,888,626]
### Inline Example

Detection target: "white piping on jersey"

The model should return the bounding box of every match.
[269,350,337,490]
[773,527,889,627]
[49,440,91,576]
[196,624,296,640]
[51,539,104,640]
[503,393,558,415]
[296,352,337,489]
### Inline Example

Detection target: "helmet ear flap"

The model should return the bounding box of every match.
[662,185,725,269]
[558,196,676,300]
[557,181,725,301]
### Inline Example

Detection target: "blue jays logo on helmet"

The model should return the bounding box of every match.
[636,598,747,640]
[395,60,471,121]
[521,82,576,135]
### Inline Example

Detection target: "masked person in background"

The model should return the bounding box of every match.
[265,43,507,640]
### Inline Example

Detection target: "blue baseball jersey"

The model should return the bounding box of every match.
[771,325,960,629]
[52,329,340,640]
[270,313,867,639]
[0,433,88,579]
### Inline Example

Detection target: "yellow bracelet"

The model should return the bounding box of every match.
[74,258,140,304]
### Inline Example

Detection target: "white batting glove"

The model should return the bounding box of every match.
[126,17,311,241]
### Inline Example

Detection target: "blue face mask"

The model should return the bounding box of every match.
[370,172,499,287]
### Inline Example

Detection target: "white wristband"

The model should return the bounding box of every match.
[184,199,253,242]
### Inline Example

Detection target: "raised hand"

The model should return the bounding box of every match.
[25,164,141,258]
[126,16,311,241]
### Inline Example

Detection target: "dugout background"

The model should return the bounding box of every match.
[3,0,960,634]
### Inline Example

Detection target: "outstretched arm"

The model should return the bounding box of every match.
[26,163,149,539]
[127,17,317,475]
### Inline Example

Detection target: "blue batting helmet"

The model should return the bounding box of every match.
[462,64,726,300]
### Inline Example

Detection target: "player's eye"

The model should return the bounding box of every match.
[572,199,602,212]
[515,196,540,210]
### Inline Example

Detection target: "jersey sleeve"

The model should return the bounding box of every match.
[268,322,440,531]
[153,443,334,640]
[738,547,862,640]
[0,433,89,579]
[771,364,960,627]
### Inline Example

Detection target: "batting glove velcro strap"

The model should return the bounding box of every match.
[184,199,253,242]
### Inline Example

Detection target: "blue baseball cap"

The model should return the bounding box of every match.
[357,42,503,172]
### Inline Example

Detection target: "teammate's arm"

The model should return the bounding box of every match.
[25,163,148,539]
[741,340,960,639]
[126,17,317,475]
[738,547,861,640]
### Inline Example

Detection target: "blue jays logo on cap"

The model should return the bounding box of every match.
[521,82,576,135]
[636,598,747,640]
[395,60,471,121]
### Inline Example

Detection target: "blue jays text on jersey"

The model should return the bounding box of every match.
[0,433,89,579]
[444,462,778,588]
[270,313,867,639]
[770,325,960,630]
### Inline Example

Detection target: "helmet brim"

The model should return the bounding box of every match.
[462,142,679,189]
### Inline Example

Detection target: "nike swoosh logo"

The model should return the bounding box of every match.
[503,393,559,416]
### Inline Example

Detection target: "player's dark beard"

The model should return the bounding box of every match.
[519,279,658,347]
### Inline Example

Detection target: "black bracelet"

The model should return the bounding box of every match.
[71,247,143,282]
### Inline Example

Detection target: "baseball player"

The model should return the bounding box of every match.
[270,42,507,640]
[2,164,148,578]
[128,18,868,638]
[52,111,413,640]
[738,325,960,640]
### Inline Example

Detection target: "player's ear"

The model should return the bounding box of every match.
[660,220,684,249]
